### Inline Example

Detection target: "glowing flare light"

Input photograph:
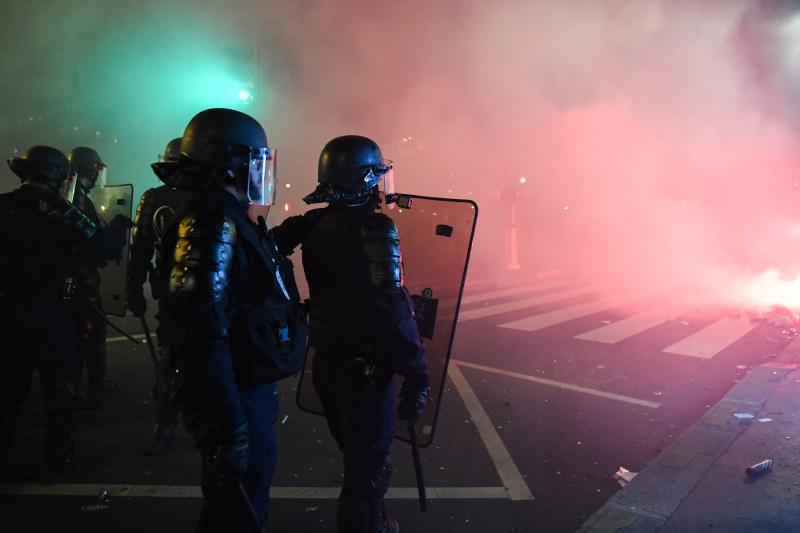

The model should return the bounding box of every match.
[733,269,800,311]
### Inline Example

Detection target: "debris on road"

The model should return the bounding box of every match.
[757,418,773,423]
[758,306,799,328]
[81,504,108,513]
[782,328,799,338]
[304,506,319,513]
[81,489,110,513]
[613,467,637,487]
[679,321,690,326]
[733,413,755,419]
[745,459,773,477]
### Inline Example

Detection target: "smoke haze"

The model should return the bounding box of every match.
[3,0,800,309]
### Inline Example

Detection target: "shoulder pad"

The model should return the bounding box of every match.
[360,212,403,288]
[133,187,157,229]
[362,212,400,239]
[168,208,237,300]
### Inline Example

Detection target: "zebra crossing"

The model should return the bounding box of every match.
[459,278,765,360]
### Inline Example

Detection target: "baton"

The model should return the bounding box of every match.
[139,316,167,396]
[88,301,142,345]
[237,481,264,533]
[407,421,427,512]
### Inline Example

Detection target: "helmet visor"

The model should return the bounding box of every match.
[380,160,395,208]
[247,147,277,206]
[62,171,78,201]
[96,165,107,188]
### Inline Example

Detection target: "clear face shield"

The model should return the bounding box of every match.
[61,171,78,201]
[247,147,277,206]
[363,159,395,208]
[96,165,107,188]
[78,162,107,190]
[245,147,277,225]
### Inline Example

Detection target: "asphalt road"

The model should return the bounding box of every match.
[0,273,788,533]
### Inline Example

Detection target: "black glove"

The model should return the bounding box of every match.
[108,214,132,239]
[127,289,146,316]
[217,423,249,483]
[398,384,429,424]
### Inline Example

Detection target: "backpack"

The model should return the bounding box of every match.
[224,205,309,383]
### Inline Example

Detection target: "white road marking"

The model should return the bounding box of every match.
[459,286,596,322]
[448,362,535,501]
[461,280,570,306]
[454,360,661,409]
[0,483,509,500]
[574,300,697,343]
[663,316,758,359]
[498,300,613,332]
[107,333,147,344]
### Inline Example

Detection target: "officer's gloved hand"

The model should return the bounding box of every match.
[127,289,146,317]
[398,383,430,424]
[218,423,249,483]
[108,215,132,239]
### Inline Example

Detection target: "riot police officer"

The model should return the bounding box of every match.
[0,146,128,482]
[127,137,192,455]
[158,108,305,532]
[296,135,430,533]
[68,146,120,409]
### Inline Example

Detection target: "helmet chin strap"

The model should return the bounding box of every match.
[303,184,378,207]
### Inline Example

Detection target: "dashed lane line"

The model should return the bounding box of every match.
[458,286,597,322]
[663,316,758,359]
[454,360,661,409]
[574,300,697,344]
[460,280,570,306]
[498,299,615,333]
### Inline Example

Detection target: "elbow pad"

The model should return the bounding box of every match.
[168,210,237,301]
[361,213,403,289]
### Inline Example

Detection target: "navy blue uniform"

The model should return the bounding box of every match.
[70,182,110,402]
[164,187,297,532]
[291,203,429,533]
[128,185,192,450]
[0,184,124,477]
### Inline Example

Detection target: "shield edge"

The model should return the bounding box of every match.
[294,194,480,448]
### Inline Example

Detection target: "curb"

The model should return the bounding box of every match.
[578,335,800,532]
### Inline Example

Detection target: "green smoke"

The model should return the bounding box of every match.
[0,0,270,195]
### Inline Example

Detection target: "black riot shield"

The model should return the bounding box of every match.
[92,184,134,317]
[296,194,478,448]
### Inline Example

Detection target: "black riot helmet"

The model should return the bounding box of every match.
[68,146,106,189]
[160,137,183,163]
[304,135,394,206]
[157,108,276,205]
[7,145,74,195]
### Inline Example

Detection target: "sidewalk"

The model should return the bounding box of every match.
[580,336,800,532]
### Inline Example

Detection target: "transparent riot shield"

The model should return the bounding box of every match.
[91,184,134,317]
[296,194,478,447]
